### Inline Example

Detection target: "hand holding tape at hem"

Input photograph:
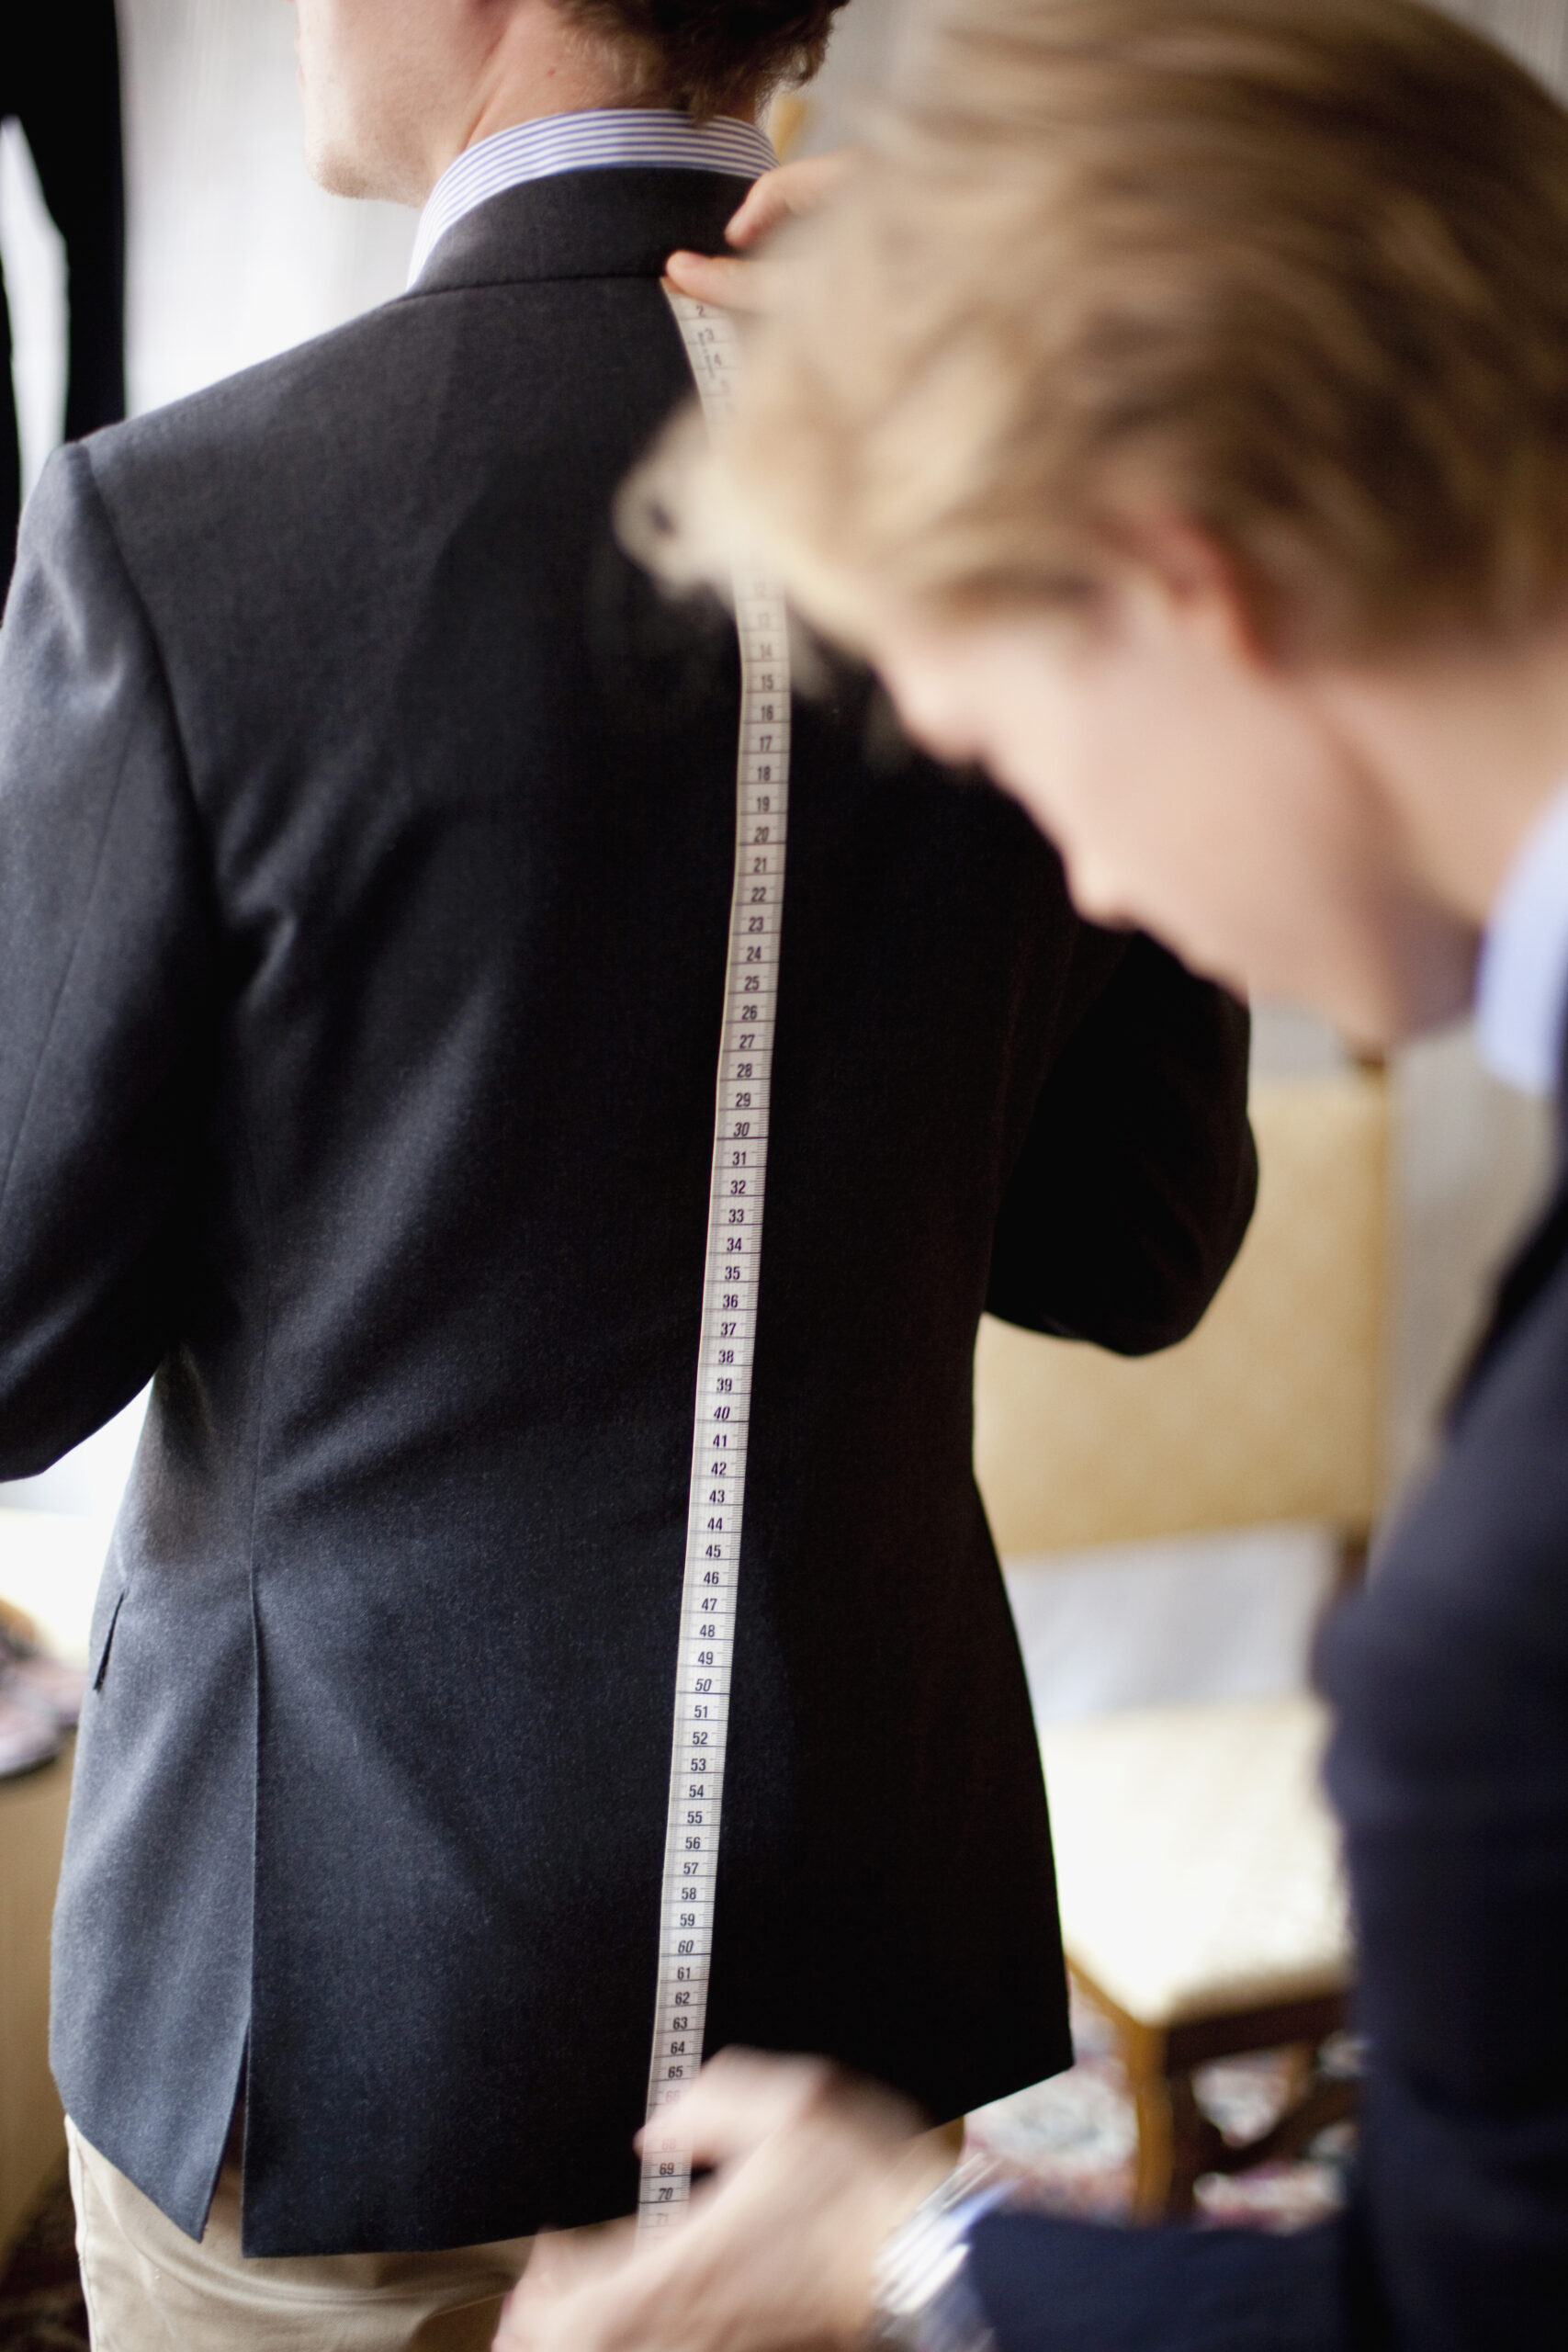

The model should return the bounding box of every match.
[497,2050,958,2352]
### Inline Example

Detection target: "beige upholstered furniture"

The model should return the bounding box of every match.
[1040,1695,1353,2216]
[974,1069,1390,2217]
[0,1509,105,2254]
[976,1071,1388,1555]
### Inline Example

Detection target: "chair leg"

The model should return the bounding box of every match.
[1162,2070,1224,2219]
[1201,2065,1358,2176]
[1118,2019,1204,2222]
[1123,2035,1232,2220]
[1325,1532,1371,1609]
[1075,1976,1357,2222]
[1127,2054,1174,2221]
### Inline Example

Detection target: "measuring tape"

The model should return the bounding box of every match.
[637,291,793,2232]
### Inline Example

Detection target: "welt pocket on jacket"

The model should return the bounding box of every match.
[91,1588,127,1691]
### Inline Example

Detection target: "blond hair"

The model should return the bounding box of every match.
[649,0,1568,657]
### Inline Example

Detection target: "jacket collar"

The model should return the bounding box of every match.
[409,114,773,286]
[406,165,755,296]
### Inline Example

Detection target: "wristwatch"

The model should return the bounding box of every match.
[867,2156,1008,2352]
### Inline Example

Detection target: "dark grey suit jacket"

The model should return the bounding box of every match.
[0,167,1254,2255]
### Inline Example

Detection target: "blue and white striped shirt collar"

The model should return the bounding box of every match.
[408,109,775,288]
[1476,775,1568,1095]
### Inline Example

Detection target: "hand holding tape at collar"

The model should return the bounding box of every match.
[665,152,856,315]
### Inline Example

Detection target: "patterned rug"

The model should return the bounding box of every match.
[968,1992,1354,2232]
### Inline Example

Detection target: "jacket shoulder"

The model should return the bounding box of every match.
[80,293,430,512]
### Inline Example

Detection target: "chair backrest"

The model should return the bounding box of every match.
[973,1069,1392,1555]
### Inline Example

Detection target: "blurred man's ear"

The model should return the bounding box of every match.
[1120,511,1277,670]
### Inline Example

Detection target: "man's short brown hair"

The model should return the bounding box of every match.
[562,0,849,119]
[681,0,1568,658]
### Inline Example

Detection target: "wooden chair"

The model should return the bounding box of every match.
[974,1068,1390,2219]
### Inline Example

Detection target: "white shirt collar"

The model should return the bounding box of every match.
[408,109,776,288]
[1476,776,1568,1094]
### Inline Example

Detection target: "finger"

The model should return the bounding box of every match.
[637,2050,843,2170]
[510,2222,639,2308]
[663,252,783,313]
[496,2224,642,2352]
[497,2272,639,2352]
[722,152,857,248]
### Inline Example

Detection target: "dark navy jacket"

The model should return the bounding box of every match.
[0,166,1255,2256]
[969,1095,1568,2348]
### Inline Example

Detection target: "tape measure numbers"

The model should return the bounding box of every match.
[637,292,794,2232]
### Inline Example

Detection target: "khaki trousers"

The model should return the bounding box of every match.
[67,2120,533,2352]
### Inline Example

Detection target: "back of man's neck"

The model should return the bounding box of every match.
[437,63,758,198]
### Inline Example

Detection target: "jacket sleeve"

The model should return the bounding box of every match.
[1315,1387,1568,2350]
[0,442,220,1476]
[965,2208,1351,2352]
[985,931,1256,1354]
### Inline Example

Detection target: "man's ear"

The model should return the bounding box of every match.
[1121,511,1274,670]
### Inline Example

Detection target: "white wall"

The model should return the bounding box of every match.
[118,0,414,414]
[0,0,415,493]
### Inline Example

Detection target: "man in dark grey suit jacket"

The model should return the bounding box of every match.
[0,0,1253,2330]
